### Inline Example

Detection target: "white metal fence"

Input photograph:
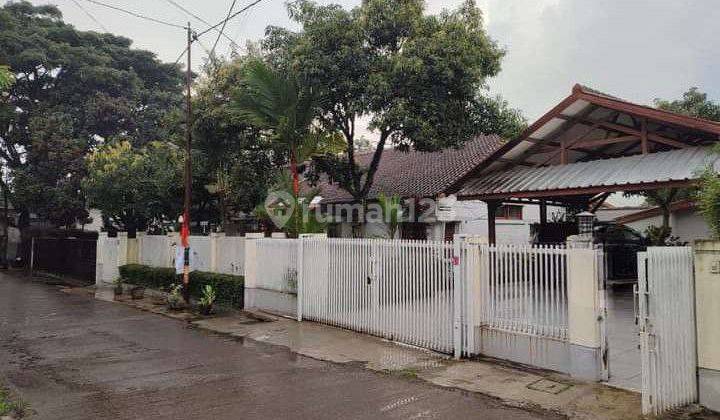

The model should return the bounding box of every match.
[256,238,299,293]
[639,247,697,415]
[474,244,568,341]
[300,238,455,353]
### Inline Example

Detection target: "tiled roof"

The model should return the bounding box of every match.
[316,135,505,203]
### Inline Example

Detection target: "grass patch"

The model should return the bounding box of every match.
[0,385,27,418]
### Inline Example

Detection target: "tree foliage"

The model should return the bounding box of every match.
[0,2,183,227]
[83,141,183,234]
[655,87,720,121]
[192,58,281,228]
[265,0,508,202]
[627,87,720,235]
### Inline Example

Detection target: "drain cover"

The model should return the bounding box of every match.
[526,378,572,394]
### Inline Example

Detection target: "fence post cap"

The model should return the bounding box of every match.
[566,234,593,249]
[117,231,128,238]
[99,231,109,238]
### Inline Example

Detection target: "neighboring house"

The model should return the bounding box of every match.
[611,200,712,243]
[314,135,563,242]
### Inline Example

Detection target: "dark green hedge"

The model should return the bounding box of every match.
[118,264,244,308]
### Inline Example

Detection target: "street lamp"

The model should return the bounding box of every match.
[576,211,596,237]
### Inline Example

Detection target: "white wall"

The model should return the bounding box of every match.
[623,208,712,243]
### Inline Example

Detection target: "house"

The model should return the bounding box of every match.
[610,199,712,243]
[314,135,563,242]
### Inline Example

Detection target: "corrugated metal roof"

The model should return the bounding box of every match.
[458,146,719,198]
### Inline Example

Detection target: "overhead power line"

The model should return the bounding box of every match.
[196,0,264,38]
[209,0,238,61]
[70,0,109,32]
[78,0,186,30]
[162,0,240,51]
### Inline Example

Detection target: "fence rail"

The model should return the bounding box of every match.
[301,238,455,353]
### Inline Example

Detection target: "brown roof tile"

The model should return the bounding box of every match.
[316,135,505,203]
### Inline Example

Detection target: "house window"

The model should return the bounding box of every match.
[495,204,523,220]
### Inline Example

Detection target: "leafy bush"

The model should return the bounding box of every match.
[118,264,244,308]
[697,166,720,239]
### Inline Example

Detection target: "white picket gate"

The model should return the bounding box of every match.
[300,238,455,353]
[638,247,697,415]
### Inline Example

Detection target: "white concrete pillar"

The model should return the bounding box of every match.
[96,232,108,286]
[566,234,604,381]
[243,237,259,308]
[694,239,720,411]
[209,232,225,272]
[117,232,128,267]
[135,232,145,265]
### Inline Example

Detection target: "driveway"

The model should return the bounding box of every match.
[0,273,557,420]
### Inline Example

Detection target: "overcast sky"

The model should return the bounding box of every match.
[27,0,720,121]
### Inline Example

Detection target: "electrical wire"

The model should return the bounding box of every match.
[195,0,263,38]
[70,0,109,32]
[162,0,240,51]
[209,0,237,61]
[77,0,187,30]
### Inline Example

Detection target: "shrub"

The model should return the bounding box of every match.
[697,166,720,239]
[118,264,244,308]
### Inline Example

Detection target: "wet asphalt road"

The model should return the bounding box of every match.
[0,273,558,420]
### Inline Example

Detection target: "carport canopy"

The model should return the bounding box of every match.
[451,84,720,243]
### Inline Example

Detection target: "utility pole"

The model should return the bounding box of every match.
[182,22,193,303]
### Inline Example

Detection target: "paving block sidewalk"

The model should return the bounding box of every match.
[193,311,642,420]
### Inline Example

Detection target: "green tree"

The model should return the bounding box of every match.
[83,141,183,235]
[257,170,325,238]
[0,65,12,91]
[0,2,183,229]
[697,149,720,239]
[626,87,720,236]
[192,58,282,231]
[378,192,402,239]
[655,87,720,121]
[265,0,506,204]
[231,59,320,198]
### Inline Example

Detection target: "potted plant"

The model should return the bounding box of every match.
[198,284,216,315]
[113,278,123,296]
[166,283,184,310]
[130,285,145,300]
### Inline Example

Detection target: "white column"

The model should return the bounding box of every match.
[566,235,604,381]
[209,232,225,272]
[96,232,108,286]
[167,232,179,268]
[135,232,145,265]
[117,232,128,267]
[694,239,720,412]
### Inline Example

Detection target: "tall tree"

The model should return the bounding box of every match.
[231,59,320,197]
[264,0,506,204]
[0,2,183,229]
[192,58,282,231]
[83,141,183,235]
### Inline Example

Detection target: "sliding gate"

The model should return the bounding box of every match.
[637,247,697,415]
[299,238,455,353]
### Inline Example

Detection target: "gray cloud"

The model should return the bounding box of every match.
[30,0,720,123]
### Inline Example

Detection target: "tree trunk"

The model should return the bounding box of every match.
[661,205,671,231]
